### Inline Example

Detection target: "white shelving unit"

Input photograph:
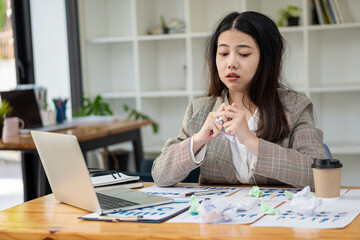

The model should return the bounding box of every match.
[78,0,360,160]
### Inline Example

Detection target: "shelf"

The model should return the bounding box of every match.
[190,32,210,38]
[279,26,304,33]
[136,0,185,36]
[87,36,134,44]
[101,92,137,99]
[140,90,188,98]
[138,39,186,92]
[137,34,187,41]
[308,22,360,31]
[79,0,360,163]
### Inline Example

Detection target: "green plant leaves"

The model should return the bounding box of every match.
[74,95,113,117]
[123,104,159,134]
[0,99,13,124]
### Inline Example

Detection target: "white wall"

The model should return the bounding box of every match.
[30,0,71,116]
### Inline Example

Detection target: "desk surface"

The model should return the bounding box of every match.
[0,183,359,240]
[0,119,152,150]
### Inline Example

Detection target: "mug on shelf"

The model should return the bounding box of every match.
[2,117,25,143]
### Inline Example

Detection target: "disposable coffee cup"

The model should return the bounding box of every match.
[312,159,342,199]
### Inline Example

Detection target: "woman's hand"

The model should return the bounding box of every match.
[222,103,260,155]
[192,103,227,153]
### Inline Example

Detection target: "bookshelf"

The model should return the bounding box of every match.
[77,0,360,160]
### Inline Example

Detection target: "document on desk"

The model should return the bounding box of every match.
[139,185,241,202]
[251,189,359,229]
[79,185,238,223]
[79,201,190,223]
[167,200,281,224]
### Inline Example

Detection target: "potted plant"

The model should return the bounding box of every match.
[73,94,113,117]
[0,100,13,138]
[278,5,302,27]
[123,104,159,134]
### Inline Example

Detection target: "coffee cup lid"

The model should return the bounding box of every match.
[312,159,343,169]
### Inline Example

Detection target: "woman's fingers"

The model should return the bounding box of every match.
[217,103,228,112]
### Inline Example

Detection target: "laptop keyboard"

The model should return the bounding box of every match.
[96,192,138,210]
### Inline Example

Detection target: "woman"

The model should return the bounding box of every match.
[152,11,326,188]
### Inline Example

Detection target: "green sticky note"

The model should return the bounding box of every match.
[285,190,293,200]
[188,195,200,214]
[249,186,262,197]
[308,192,316,198]
[261,200,280,215]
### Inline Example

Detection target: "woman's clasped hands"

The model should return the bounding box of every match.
[193,103,257,151]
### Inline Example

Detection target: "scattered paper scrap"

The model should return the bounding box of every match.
[188,195,200,214]
[249,186,262,197]
[261,200,280,215]
[198,198,237,223]
[290,186,322,217]
[285,190,293,200]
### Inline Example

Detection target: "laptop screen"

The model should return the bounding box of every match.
[0,89,43,128]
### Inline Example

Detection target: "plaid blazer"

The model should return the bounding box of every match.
[152,89,326,188]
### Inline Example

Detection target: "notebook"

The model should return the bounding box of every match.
[0,89,76,133]
[31,130,173,214]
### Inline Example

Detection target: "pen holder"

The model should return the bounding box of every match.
[53,98,67,123]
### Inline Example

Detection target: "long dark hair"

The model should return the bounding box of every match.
[205,11,290,142]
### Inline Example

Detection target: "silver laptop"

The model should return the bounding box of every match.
[31,130,173,214]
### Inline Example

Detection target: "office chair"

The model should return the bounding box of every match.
[323,143,332,159]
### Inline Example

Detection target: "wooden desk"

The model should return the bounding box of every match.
[0,119,152,201]
[0,183,359,240]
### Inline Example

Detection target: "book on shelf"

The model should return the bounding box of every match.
[314,0,325,24]
[323,0,334,24]
[333,0,353,23]
[329,0,341,23]
[326,0,337,24]
[320,0,331,24]
[314,0,354,25]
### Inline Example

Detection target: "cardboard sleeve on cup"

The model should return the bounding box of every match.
[312,159,343,199]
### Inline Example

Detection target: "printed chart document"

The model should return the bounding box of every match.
[251,189,359,229]
[80,185,239,223]
[168,199,281,224]
[79,201,190,223]
[139,185,241,202]
[167,187,288,224]
[80,185,359,228]
[166,187,352,225]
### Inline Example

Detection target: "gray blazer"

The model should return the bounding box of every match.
[152,89,326,188]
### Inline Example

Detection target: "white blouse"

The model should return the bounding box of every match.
[190,97,259,184]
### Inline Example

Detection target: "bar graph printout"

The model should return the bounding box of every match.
[251,189,360,229]
[167,200,281,224]
[139,185,241,201]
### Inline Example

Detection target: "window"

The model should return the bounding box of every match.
[0,0,16,91]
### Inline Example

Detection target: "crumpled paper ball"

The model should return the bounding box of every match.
[198,198,237,223]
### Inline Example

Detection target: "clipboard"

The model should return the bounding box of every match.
[78,201,190,223]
